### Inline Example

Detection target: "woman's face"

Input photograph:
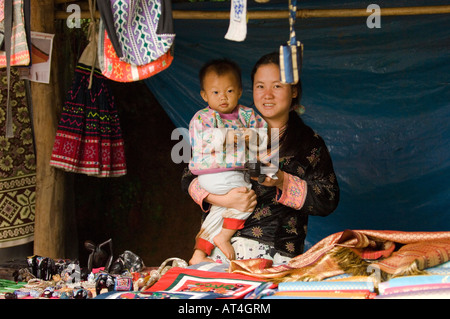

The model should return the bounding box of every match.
[253,63,297,128]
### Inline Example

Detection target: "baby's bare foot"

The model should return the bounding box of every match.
[214,233,235,260]
[189,249,214,265]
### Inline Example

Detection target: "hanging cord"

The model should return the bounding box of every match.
[288,0,300,84]
[289,0,297,47]
[288,0,305,115]
[87,0,97,89]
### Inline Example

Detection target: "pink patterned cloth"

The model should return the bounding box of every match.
[277,172,307,210]
[230,230,450,282]
[188,105,266,175]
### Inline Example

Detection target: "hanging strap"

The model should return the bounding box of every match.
[292,0,303,82]
[289,0,297,46]
[87,0,97,89]
[97,0,123,57]
[4,0,13,138]
[22,0,31,65]
[280,0,301,84]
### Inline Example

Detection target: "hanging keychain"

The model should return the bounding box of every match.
[280,0,303,84]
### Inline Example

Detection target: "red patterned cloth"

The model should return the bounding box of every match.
[144,267,269,299]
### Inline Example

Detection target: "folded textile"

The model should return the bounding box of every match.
[425,261,450,275]
[144,267,269,299]
[244,282,277,299]
[430,261,450,268]
[382,283,450,296]
[379,275,450,295]
[265,290,376,299]
[375,287,450,299]
[94,290,222,299]
[323,274,352,281]
[278,280,375,292]
[230,230,450,282]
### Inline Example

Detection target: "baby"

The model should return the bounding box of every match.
[188,58,267,264]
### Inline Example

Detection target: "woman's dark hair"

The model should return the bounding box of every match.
[251,52,302,107]
[199,58,242,90]
[251,52,305,157]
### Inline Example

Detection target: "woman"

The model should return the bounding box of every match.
[182,52,339,264]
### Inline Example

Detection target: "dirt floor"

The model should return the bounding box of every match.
[74,81,202,268]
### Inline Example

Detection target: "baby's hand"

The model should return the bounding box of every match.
[242,128,257,141]
[242,128,260,153]
[225,129,239,146]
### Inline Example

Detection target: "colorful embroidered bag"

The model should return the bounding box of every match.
[110,0,175,66]
[0,0,30,68]
[97,19,173,82]
[280,0,302,84]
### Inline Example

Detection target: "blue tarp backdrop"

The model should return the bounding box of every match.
[145,0,450,249]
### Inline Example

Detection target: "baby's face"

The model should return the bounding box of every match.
[200,71,242,114]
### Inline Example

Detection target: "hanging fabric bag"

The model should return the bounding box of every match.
[97,0,123,58]
[279,0,303,84]
[0,0,30,68]
[109,0,175,66]
[97,19,173,83]
[0,0,31,137]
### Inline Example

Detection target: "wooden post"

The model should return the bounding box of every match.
[30,0,69,259]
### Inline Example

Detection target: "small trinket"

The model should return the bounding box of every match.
[4,292,17,299]
[73,288,91,299]
[42,287,55,298]
[95,273,115,295]
[114,276,133,291]
[14,290,30,298]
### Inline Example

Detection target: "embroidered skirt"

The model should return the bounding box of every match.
[50,64,126,177]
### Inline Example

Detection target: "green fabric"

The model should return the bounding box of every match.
[0,278,26,293]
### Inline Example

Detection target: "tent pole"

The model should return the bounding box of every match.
[54,5,450,20]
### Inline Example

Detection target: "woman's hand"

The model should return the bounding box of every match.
[253,169,285,190]
[205,186,257,213]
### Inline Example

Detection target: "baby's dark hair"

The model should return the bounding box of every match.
[199,58,242,90]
